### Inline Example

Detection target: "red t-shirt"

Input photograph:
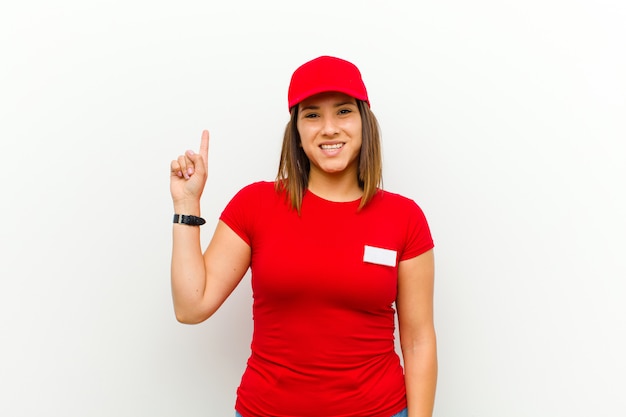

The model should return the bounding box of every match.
[220,181,434,417]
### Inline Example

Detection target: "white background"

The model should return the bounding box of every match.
[1,1,625,416]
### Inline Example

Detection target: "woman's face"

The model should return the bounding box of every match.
[296,92,362,179]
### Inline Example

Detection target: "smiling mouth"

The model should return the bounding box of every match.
[320,143,344,150]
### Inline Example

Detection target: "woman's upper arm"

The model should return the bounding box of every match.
[396,249,436,346]
[397,251,438,417]
[198,220,251,320]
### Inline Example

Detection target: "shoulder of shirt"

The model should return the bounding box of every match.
[235,180,280,197]
[373,188,418,206]
[370,189,429,221]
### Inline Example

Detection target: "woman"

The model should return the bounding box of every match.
[170,56,437,417]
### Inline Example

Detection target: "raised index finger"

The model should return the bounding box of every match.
[199,130,209,163]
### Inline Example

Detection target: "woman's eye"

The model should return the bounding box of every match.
[338,108,352,115]
[304,113,319,118]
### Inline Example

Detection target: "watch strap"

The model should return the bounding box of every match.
[173,214,206,226]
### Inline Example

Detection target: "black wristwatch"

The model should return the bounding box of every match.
[173,214,206,226]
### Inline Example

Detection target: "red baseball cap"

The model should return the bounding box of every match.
[287,56,369,110]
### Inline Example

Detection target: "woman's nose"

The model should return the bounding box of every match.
[321,117,339,136]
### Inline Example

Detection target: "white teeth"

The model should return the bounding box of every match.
[321,143,343,150]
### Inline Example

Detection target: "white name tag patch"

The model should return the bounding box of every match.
[363,245,397,267]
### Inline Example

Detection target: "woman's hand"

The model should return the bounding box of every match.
[170,130,210,209]
[169,130,251,324]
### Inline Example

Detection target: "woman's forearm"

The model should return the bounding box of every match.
[403,335,438,417]
[170,200,208,323]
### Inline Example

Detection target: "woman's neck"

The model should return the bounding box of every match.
[307,166,363,202]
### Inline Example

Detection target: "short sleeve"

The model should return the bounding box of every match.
[399,199,434,261]
[219,182,265,246]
